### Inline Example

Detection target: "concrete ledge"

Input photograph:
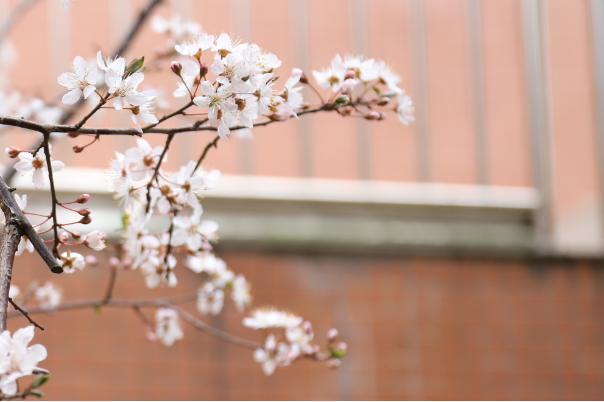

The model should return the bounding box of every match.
[8,167,539,256]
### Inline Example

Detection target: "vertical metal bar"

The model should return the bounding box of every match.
[230,0,254,175]
[349,0,372,180]
[521,0,554,253]
[408,0,431,182]
[590,0,604,253]
[289,0,313,177]
[467,0,489,185]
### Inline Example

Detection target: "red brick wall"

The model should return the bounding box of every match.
[8,250,604,400]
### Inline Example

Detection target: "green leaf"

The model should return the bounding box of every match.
[125,56,145,75]
[334,95,350,105]
[373,87,381,95]
[27,390,44,398]
[29,374,50,390]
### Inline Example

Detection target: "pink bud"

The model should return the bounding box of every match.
[85,255,98,266]
[78,208,91,216]
[341,79,356,96]
[58,232,69,242]
[171,61,183,76]
[67,132,80,138]
[378,112,387,120]
[5,146,20,158]
[345,70,356,80]
[292,68,308,84]
[109,257,120,268]
[365,111,381,121]
[73,144,85,153]
[327,328,339,341]
[71,231,81,239]
[79,216,92,224]
[335,342,347,353]
[76,194,90,204]
[302,321,313,333]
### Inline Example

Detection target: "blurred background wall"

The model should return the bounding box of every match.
[2,0,604,399]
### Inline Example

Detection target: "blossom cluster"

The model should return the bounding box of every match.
[244,307,347,375]
[171,32,303,139]
[108,139,251,317]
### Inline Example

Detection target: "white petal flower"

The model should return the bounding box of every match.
[59,251,86,273]
[60,0,69,10]
[397,94,415,125]
[243,308,303,330]
[0,326,47,395]
[34,282,62,310]
[231,275,251,312]
[13,145,64,190]
[155,308,183,347]
[58,56,97,105]
[84,230,106,251]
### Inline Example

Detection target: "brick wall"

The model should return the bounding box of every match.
[8,250,604,400]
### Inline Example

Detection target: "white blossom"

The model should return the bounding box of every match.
[175,34,215,57]
[397,94,415,125]
[13,145,64,190]
[173,60,200,98]
[0,326,47,395]
[155,308,183,347]
[59,251,86,273]
[84,230,106,251]
[231,275,251,312]
[58,56,97,105]
[34,282,62,310]
[243,308,303,330]
[105,70,147,110]
[196,282,224,315]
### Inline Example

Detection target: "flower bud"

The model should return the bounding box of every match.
[200,63,209,78]
[235,97,246,111]
[79,215,92,224]
[341,79,356,96]
[377,97,390,106]
[78,208,91,216]
[76,194,90,204]
[365,111,381,120]
[73,144,85,153]
[58,232,69,242]
[67,132,80,138]
[171,61,183,76]
[327,328,339,341]
[292,68,308,84]
[85,255,98,266]
[378,112,387,120]
[345,70,357,80]
[302,321,313,334]
[109,257,120,268]
[71,231,81,239]
[5,146,20,158]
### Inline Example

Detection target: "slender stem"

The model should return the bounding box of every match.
[42,136,60,258]
[142,101,194,132]
[8,297,43,330]
[102,266,118,304]
[145,133,175,213]
[6,296,261,350]
[193,135,220,174]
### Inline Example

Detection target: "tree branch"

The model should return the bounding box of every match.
[8,297,43,330]
[6,294,261,350]
[0,177,62,274]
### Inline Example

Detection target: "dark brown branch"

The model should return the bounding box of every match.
[0,206,20,332]
[102,266,118,304]
[0,177,62,274]
[8,297,43,330]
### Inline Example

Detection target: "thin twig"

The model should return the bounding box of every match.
[193,135,220,173]
[145,133,175,213]
[8,297,43,330]
[6,295,261,350]
[42,136,60,259]
[102,266,118,304]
